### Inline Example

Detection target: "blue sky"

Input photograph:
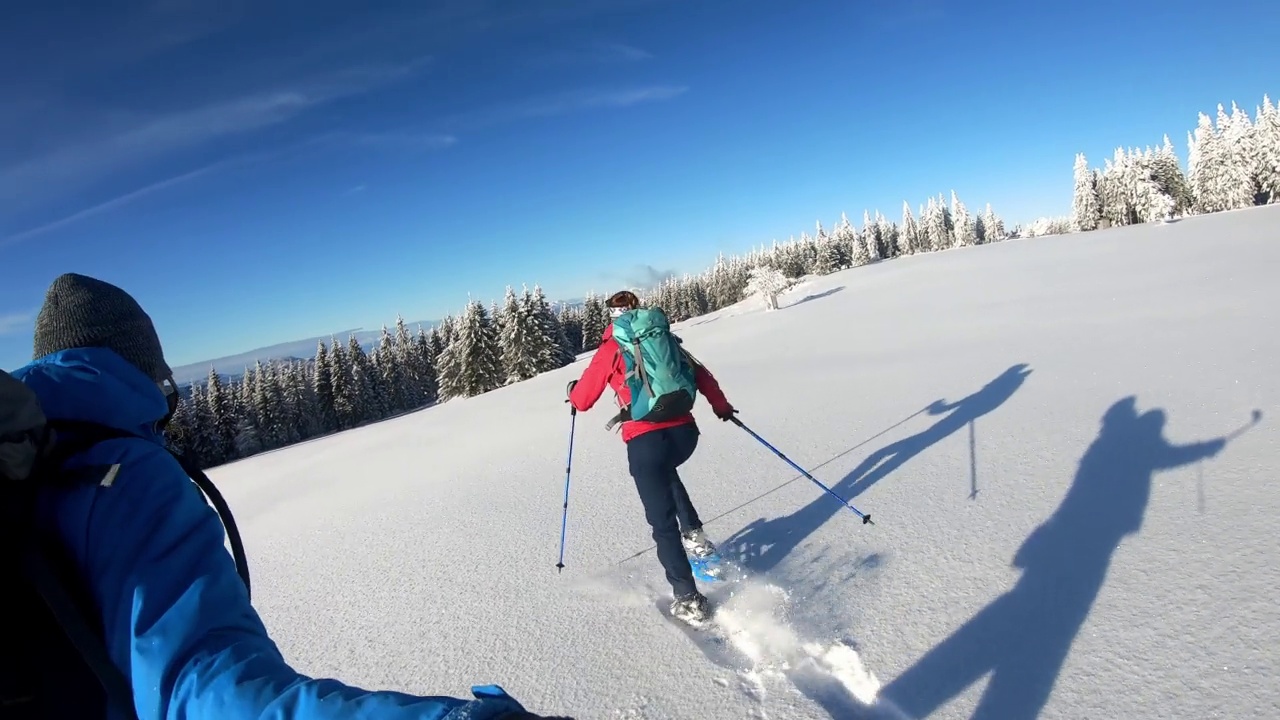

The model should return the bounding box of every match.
[3,0,1277,371]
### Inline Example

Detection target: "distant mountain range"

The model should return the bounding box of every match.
[170,297,587,387]
[169,321,439,386]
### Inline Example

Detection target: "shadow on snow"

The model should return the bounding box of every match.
[788,286,845,307]
[880,395,1232,719]
[724,363,1033,574]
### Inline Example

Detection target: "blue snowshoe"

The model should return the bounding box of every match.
[683,529,725,582]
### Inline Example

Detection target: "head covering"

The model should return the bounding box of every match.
[606,290,640,310]
[32,273,173,383]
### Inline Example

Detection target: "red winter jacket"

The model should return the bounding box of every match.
[568,324,733,443]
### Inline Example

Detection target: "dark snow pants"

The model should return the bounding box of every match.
[626,422,703,598]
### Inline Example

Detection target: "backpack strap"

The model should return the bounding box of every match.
[12,423,147,719]
[18,420,252,718]
[45,419,252,600]
[176,452,251,599]
[21,523,140,720]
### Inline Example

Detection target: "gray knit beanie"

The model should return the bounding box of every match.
[33,273,173,382]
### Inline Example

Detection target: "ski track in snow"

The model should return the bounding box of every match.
[209,205,1280,719]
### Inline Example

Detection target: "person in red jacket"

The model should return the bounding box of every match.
[566,291,736,624]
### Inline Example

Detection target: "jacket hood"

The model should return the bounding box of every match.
[12,346,170,443]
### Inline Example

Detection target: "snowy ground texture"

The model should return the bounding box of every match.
[210,205,1280,719]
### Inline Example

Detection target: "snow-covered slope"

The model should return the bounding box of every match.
[209,205,1280,719]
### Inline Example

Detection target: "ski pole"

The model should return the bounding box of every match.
[556,404,578,572]
[730,417,873,525]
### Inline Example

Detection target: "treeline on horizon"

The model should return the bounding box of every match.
[165,92,1279,469]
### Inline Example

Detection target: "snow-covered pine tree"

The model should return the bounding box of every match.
[683,275,711,319]
[328,337,357,428]
[234,365,262,456]
[313,340,338,433]
[374,326,408,413]
[180,382,210,462]
[432,318,453,359]
[347,335,385,423]
[1128,148,1160,224]
[1072,153,1103,231]
[899,202,922,255]
[725,255,751,304]
[648,279,673,318]
[951,191,977,247]
[1188,111,1231,213]
[291,360,321,440]
[982,203,1007,242]
[415,325,439,402]
[249,360,277,449]
[811,221,841,275]
[1222,102,1258,209]
[529,285,573,372]
[922,196,950,252]
[813,237,841,275]
[165,390,196,458]
[875,210,900,256]
[498,285,538,383]
[393,315,424,409]
[437,300,503,399]
[1255,95,1280,204]
[489,298,505,363]
[1149,136,1192,218]
[273,361,303,446]
[831,212,857,264]
[850,221,872,267]
[855,212,877,262]
[201,368,233,464]
[706,254,737,309]
[557,303,584,357]
[1099,148,1141,226]
[580,292,609,350]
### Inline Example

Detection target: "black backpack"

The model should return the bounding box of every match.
[0,369,250,719]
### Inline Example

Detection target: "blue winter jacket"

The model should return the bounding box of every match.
[15,347,528,720]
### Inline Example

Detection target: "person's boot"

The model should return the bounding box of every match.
[681,527,718,559]
[669,591,712,626]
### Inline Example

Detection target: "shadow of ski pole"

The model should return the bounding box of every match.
[614,406,930,566]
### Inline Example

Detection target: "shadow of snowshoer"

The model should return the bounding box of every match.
[880,396,1229,719]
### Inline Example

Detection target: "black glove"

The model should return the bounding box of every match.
[714,404,738,421]
[565,380,577,402]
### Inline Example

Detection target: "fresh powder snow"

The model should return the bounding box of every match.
[206,204,1279,719]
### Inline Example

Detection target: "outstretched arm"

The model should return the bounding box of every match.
[568,342,615,412]
[74,445,528,720]
[687,354,734,417]
[1156,437,1226,470]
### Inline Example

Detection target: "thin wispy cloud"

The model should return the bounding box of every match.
[1,126,455,246]
[597,42,653,62]
[446,84,689,130]
[536,40,654,65]
[343,184,368,196]
[1,149,284,247]
[0,311,35,337]
[347,132,458,152]
[2,56,431,215]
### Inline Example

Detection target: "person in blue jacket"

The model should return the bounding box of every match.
[11,273,567,720]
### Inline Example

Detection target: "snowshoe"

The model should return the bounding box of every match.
[683,528,725,581]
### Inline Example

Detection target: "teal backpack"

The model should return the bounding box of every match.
[610,307,697,424]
